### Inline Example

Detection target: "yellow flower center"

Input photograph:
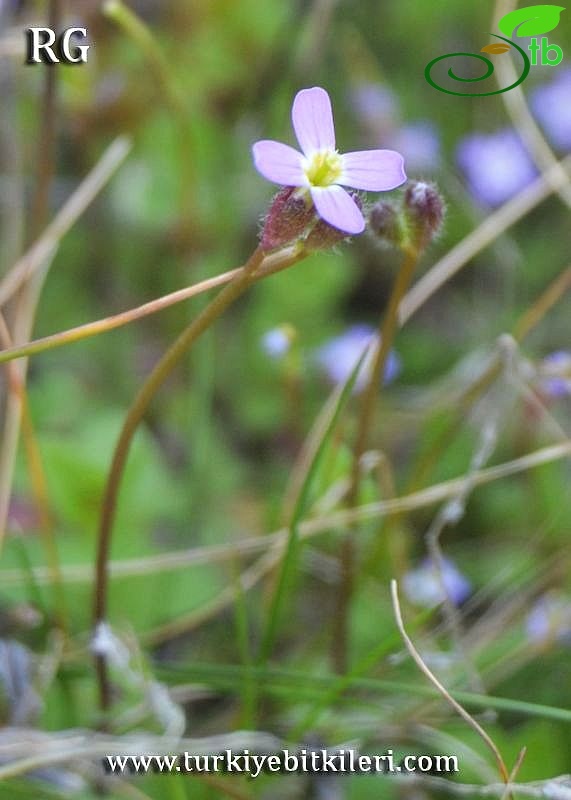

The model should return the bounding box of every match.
[304,150,343,187]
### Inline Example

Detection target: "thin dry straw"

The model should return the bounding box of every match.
[0,158,568,368]
[492,0,571,209]
[0,136,132,308]
[391,579,510,785]
[1,438,570,588]
[400,154,571,323]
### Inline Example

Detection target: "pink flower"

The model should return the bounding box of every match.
[252,87,406,235]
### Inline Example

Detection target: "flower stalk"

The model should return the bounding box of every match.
[333,242,421,672]
[93,243,305,711]
[332,182,447,671]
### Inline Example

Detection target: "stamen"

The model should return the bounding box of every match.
[304,150,343,187]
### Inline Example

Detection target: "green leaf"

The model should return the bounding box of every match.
[498,4,565,37]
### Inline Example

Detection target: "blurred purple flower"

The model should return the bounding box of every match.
[530,68,571,152]
[539,351,571,398]
[403,556,471,608]
[261,326,294,360]
[7,496,40,533]
[316,324,400,393]
[387,121,441,172]
[348,82,440,172]
[252,86,406,234]
[349,83,398,130]
[456,129,537,207]
[526,594,571,646]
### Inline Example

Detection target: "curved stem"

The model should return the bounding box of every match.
[390,580,511,785]
[92,244,303,711]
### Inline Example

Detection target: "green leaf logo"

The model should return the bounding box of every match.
[498,4,565,37]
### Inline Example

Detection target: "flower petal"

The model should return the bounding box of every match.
[252,140,305,186]
[340,149,407,191]
[310,186,364,234]
[292,87,336,156]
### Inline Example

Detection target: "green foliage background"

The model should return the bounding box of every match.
[0,0,570,797]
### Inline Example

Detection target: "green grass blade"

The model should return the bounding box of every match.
[258,349,368,664]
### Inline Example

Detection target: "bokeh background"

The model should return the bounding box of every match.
[0,0,570,798]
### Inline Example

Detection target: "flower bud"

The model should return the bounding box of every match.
[260,187,315,251]
[260,186,360,252]
[305,192,363,251]
[403,181,445,247]
[368,200,407,249]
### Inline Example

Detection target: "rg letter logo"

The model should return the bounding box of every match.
[26,27,90,65]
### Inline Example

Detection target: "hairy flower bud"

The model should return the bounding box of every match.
[253,87,406,235]
[368,200,408,249]
[403,181,445,247]
[305,192,363,250]
[260,187,315,251]
[260,186,361,252]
